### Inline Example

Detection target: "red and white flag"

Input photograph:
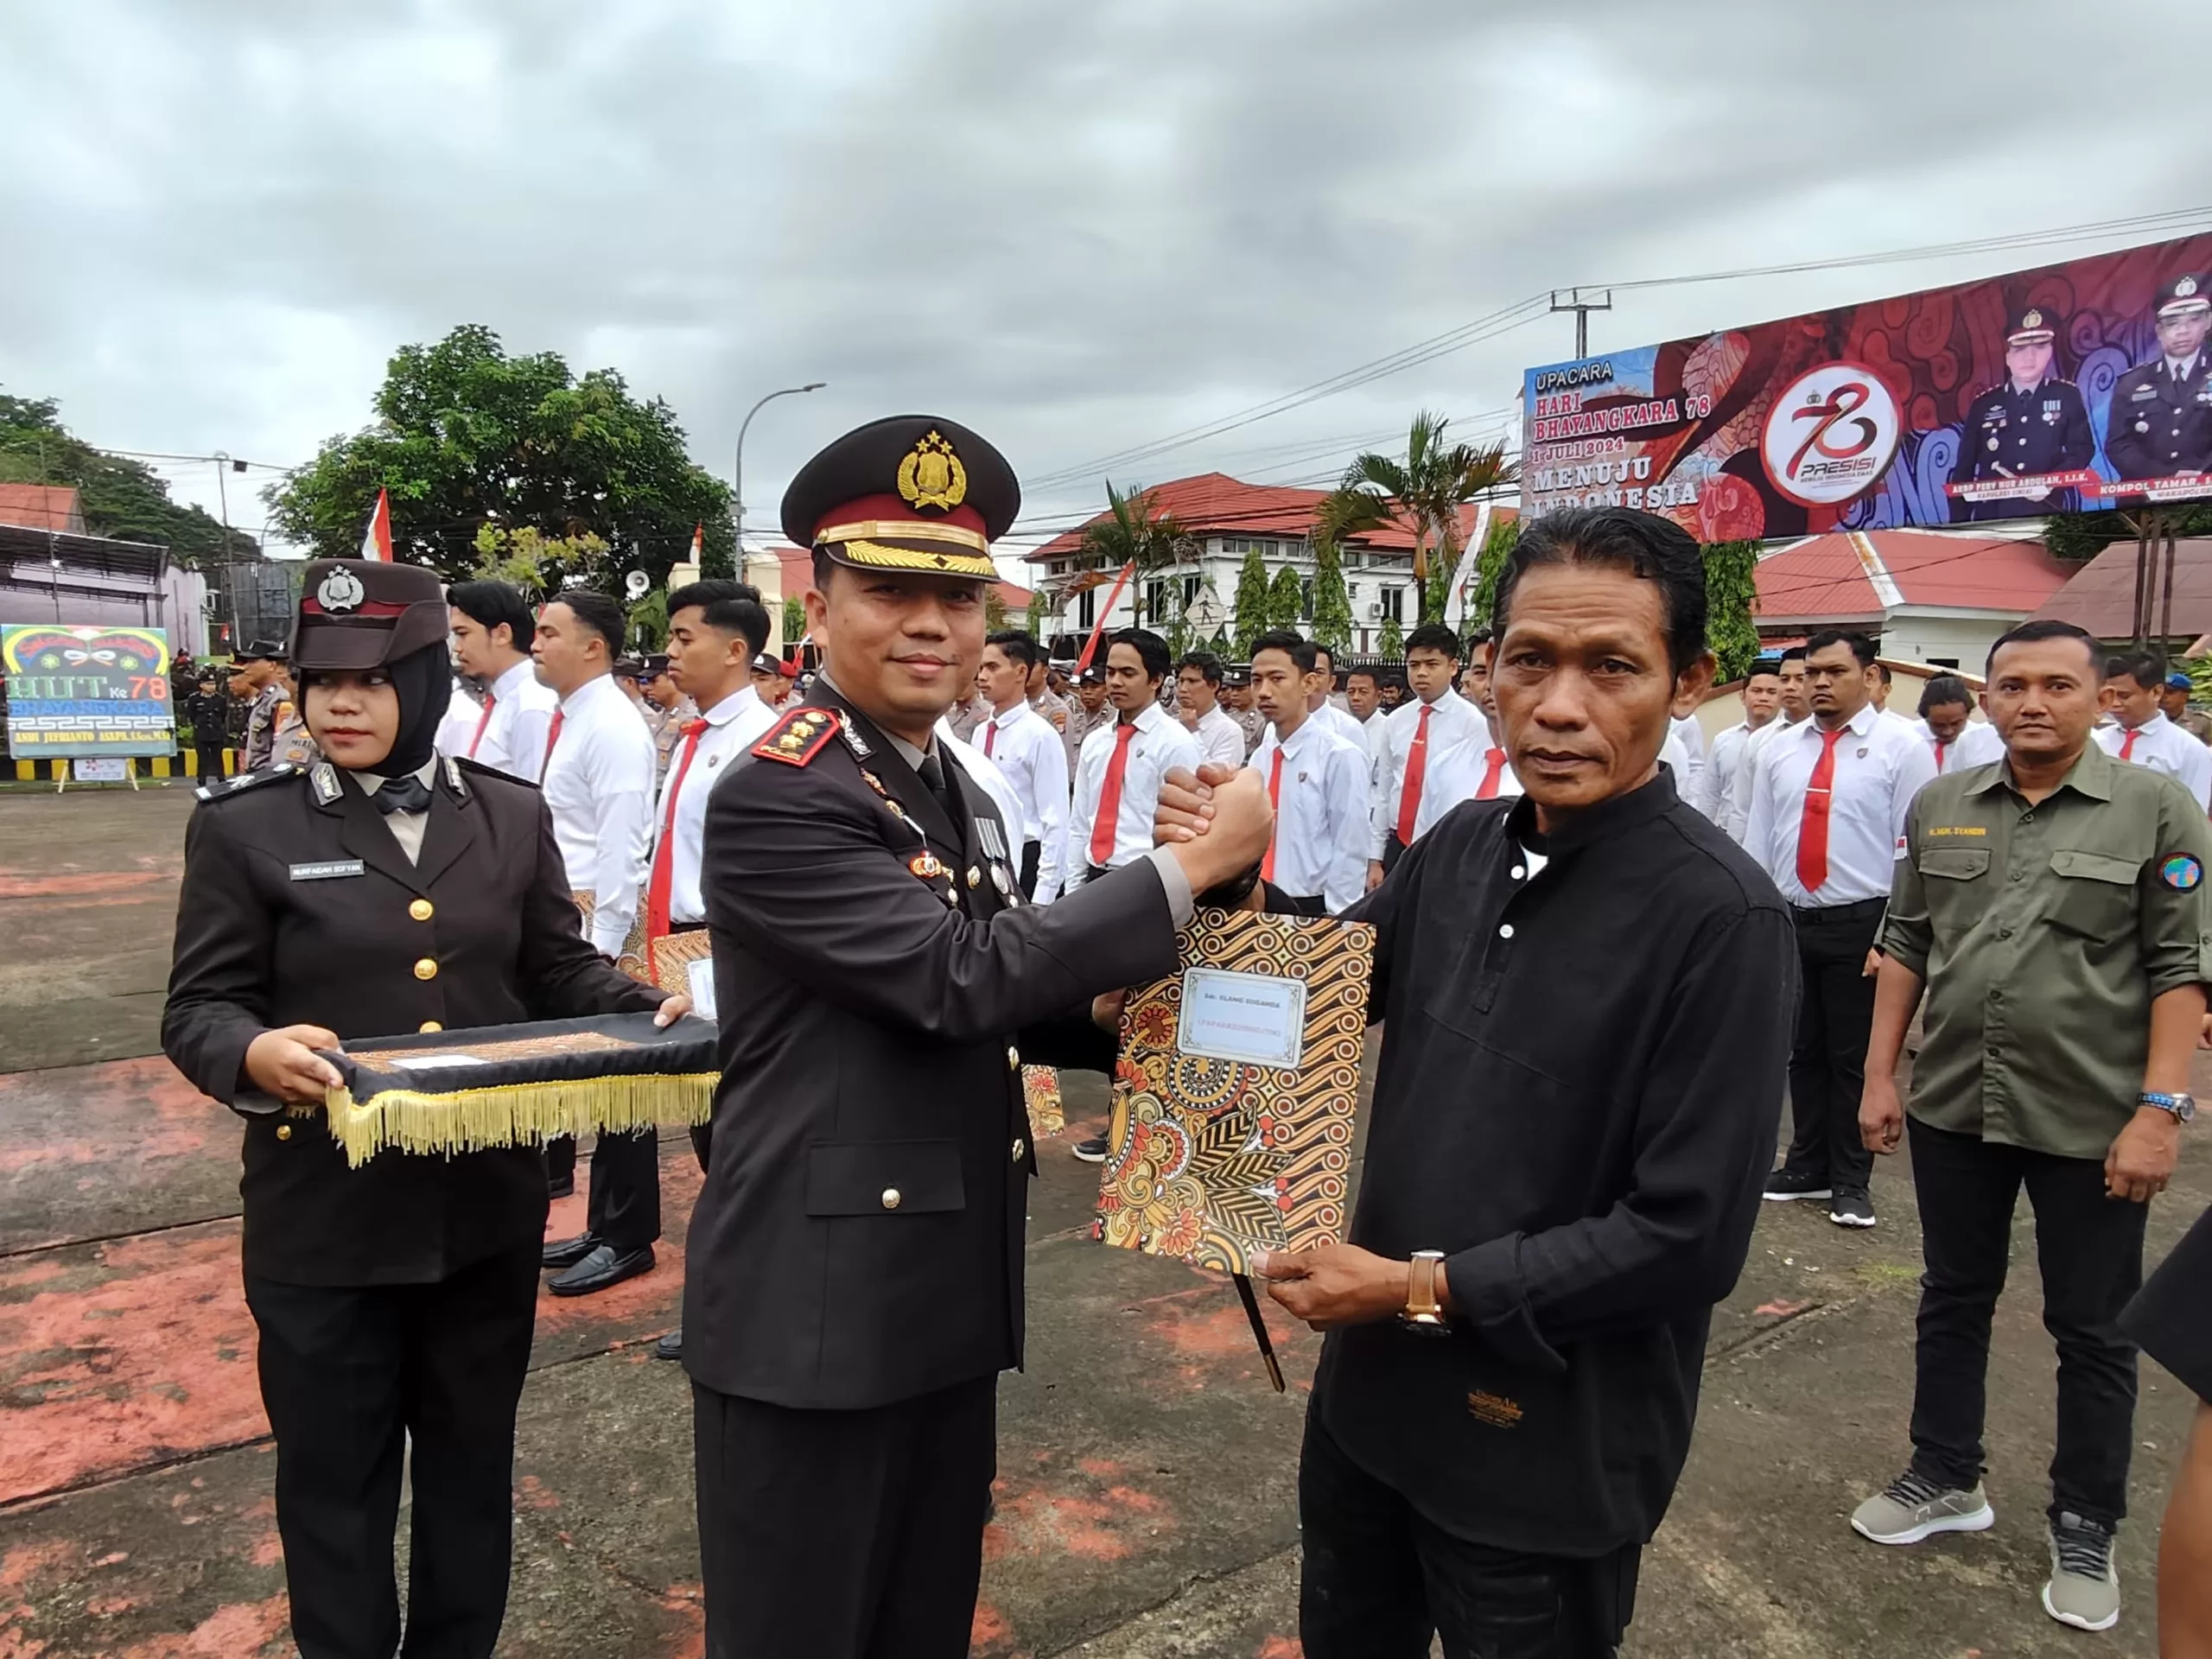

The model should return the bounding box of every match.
[359,488,393,562]
[689,522,703,564]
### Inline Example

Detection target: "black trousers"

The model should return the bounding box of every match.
[244,1243,540,1659]
[194,741,226,782]
[543,1129,661,1252]
[1381,834,1408,875]
[1280,892,1328,918]
[1904,1117,2147,1524]
[1019,840,1039,899]
[1298,1414,1635,1659]
[693,1376,995,1659]
[1779,899,1884,1195]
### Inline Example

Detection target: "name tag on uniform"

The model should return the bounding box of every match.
[289,859,365,881]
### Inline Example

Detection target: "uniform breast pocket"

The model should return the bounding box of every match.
[804,1140,965,1217]
[2045,849,2139,940]
[1918,846,1989,927]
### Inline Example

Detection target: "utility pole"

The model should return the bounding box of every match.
[734,383,827,553]
[1548,288,1613,359]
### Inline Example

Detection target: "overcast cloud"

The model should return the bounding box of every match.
[1,0,2201,571]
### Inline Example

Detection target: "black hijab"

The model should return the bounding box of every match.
[298,644,452,777]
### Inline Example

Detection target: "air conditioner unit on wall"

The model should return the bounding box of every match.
[1366,602,1382,620]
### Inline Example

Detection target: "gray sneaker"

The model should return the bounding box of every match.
[1851,1467,1995,1544]
[2042,1512,2120,1631]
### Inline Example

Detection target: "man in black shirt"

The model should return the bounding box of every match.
[1162,506,1796,1657]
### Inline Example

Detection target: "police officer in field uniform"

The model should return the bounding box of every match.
[237,639,289,769]
[2107,274,2212,483]
[683,416,1272,1659]
[162,559,682,1659]
[1949,306,2094,520]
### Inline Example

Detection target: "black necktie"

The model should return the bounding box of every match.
[374,774,434,815]
[915,747,954,818]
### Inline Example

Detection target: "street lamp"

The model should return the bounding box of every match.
[734,383,826,554]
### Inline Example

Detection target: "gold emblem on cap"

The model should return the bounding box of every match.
[2022,308,2043,329]
[897,430,969,513]
[2182,277,2200,298]
[316,568,365,612]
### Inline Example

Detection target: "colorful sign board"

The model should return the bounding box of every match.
[1519,232,2212,537]
[3,625,176,757]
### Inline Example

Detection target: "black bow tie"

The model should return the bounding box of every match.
[373,775,434,815]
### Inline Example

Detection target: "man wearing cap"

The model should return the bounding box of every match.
[2161,670,2211,744]
[164,559,683,1659]
[1064,660,1115,771]
[442,581,559,784]
[233,640,289,770]
[685,416,1272,1659]
[1223,664,1267,757]
[750,650,792,709]
[1948,306,2094,520]
[2107,275,2212,483]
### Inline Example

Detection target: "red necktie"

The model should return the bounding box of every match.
[543,708,565,773]
[1262,746,1284,882]
[645,719,708,940]
[2120,728,2139,761]
[1395,703,1432,845]
[1933,738,1948,773]
[466,690,496,759]
[983,719,997,758]
[1088,722,1138,868]
[1796,728,1848,893]
[1476,747,1506,800]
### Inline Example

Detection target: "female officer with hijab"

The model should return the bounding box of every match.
[162,558,688,1659]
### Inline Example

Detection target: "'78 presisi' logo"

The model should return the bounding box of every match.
[1761,362,1903,507]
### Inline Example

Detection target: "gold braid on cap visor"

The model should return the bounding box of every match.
[821,538,997,579]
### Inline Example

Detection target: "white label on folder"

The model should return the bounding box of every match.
[1176,967,1305,1068]
[686,957,719,1024]
[389,1053,488,1071]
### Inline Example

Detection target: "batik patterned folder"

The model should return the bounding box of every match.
[1096,909,1375,1273]
[1023,1065,1065,1141]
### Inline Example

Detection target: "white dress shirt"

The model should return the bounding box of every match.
[1368,690,1485,857]
[652,683,779,927]
[2096,709,2212,809]
[441,656,560,783]
[975,700,1071,901]
[542,673,658,956]
[1726,713,1808,842]
[1700,719,1765,820]
[1669,715,1707,807]
[1189,704,1248,771]
[432,682,483,761]
[1309,700,1366,751]
[1420,724,1522,832]
[1065,700,1202,882]
[938,721,1025,852]
[1745,702,1938,906]
[1252,716,1370,912]
[1953,720,2006,769]
[1910,715,1995,779]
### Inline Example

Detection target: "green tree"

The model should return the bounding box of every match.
[1315,411,1518,620]
[627,588,670,652]
[1700,539,1762,683]
[1025,588,1052,639]
[1076,480,1195,628]
[469,524,609,597]
[1266,563,1305,632]
[1470,515,1518,631]
[782,595,807,646]
[1231,546,1271,655]
[985,587,1010,632]
[2045,505,2212,563]
[0,394,257,566]
[1376,612,1405,658]
[1310,539,1352,652]
[264,324,734,586]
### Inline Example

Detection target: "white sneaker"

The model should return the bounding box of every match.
[1850,1468,1994,1545]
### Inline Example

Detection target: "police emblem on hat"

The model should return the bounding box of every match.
[2022,308,2043,329]
[316,568,366,613]
[897,430,969,513]
[2182,278,2200,299]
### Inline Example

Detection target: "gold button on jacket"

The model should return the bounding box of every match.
[409,899,435,922]
[413,957,438,981]
[276,1123,293,1141]
[880,1188,901,1211]
[418,1020,442,1033]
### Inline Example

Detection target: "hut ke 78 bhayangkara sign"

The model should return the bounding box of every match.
[1519,231,2212,538]
[3,625,176,758]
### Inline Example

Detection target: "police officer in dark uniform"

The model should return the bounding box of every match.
[2106,274,2212,483]
[1948,305,2095,520]
[162,559,685,1659]
[683,416,1273,1659]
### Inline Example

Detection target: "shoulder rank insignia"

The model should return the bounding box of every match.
[752,706,841,766]
[194,760,302,804]
[443,755,469,799]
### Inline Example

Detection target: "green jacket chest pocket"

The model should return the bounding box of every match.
[2045,848,2139,940]
[1920,846,1990,927]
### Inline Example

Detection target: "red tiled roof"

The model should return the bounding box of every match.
[766,545,1032,613]
[0,484,86,533]
[1755,530,2069,625]
[2032,537,2212,640]
[1025,473,1511,563]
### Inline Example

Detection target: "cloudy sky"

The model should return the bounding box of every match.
[3,0,2202,575]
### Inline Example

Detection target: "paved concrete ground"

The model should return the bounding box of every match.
[0,784,2204,1656]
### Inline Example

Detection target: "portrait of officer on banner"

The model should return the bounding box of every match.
[1945,305,2094,521]
[2104,272,2212,487]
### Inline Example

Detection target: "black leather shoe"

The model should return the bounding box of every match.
[547,1173,575,1199]
[654,1328,683,1361]
[548,1243,655,1297]
[542,1231,601,1270]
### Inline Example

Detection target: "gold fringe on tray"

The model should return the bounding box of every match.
[321,1072,719,1167]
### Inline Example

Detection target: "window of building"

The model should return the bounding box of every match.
[1145,579,1168,623]
[1183,575,1202,607]
[1380,587,1405,622]
[1077,587,1096,630]
[1300,578,1314,620]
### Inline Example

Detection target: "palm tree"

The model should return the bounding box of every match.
[1077,480,1196,630]
[1314,411,1519,621]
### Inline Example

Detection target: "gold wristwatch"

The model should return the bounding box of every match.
[1401,1249,1449,1334]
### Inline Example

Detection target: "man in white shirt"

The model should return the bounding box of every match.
[1305,643,1366,748]
[1175,649,1249,772]
[1911,674,1979,779]
[1249,630,1368,916]
[2096,649,2212,809]
[1344,664,1389,771]
[1368,622,1484,887]
[1745,630,1939,1230]
[533,588,664,1297]
[1727,646,1811,842]
[441,580,559,782]
[642,581,778,1362]
[974,631,1071,900]
[1669,712,1707,804]
[1698,659,1782,820]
